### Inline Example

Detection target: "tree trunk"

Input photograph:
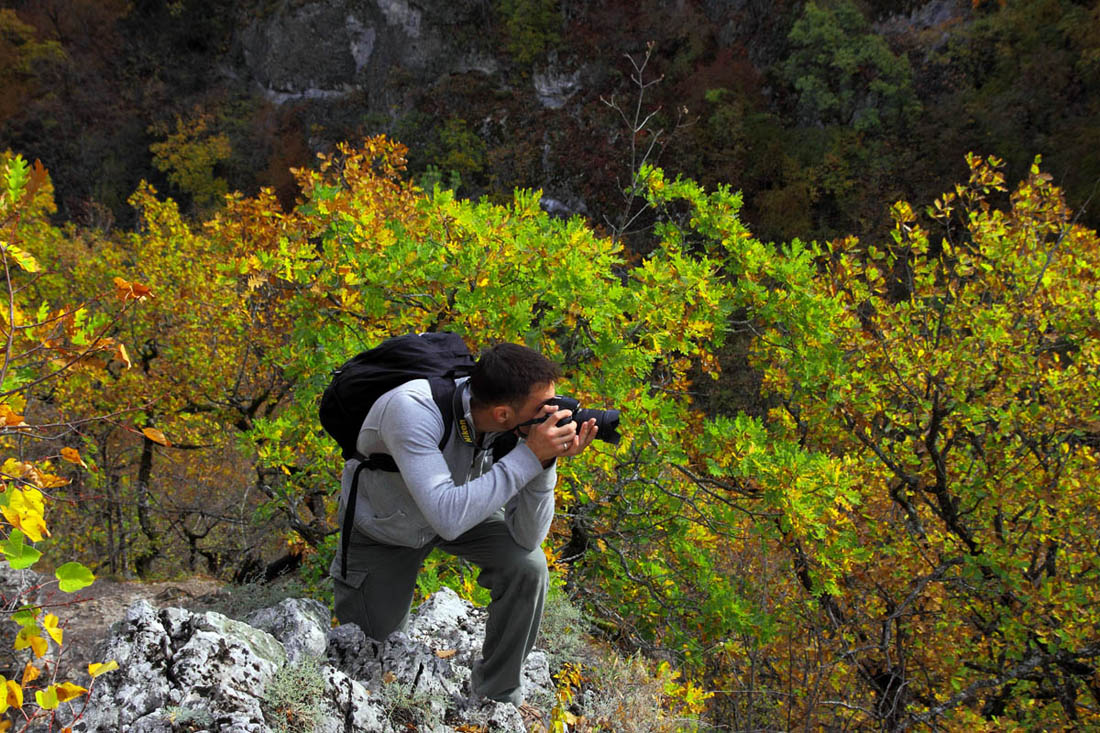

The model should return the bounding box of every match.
[133,433,162,577]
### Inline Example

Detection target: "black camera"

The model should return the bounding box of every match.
[539,395,622,444]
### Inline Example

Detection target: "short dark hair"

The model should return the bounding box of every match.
[469,343,561,406]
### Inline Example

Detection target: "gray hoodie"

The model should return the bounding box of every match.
[338,376,557,550]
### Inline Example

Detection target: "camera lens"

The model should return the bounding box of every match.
[546,396,621,445]
[574,407,621,445]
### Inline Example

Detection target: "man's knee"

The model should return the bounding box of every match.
[496,546,549,590]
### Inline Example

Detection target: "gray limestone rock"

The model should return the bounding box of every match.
[65,585,548,733]
[245,596,330,663]
[73,600,286,731]
[533,66,582,109]
[237,0,456,108]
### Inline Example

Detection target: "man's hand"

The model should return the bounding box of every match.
[524,405,596,464]
[562,417,597,458]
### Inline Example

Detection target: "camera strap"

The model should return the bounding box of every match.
[453,380,476,447]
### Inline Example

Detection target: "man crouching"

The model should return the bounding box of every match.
[330,343,597,707]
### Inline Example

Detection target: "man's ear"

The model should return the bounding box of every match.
[490,404,513,426]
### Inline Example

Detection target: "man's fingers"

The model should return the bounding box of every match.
[560,419,598,457]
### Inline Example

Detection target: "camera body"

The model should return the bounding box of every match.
[542,395,621,444]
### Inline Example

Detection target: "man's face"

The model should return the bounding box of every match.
[509,381,556,431]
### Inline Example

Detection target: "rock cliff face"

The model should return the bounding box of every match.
[67,587,548,732]
[237,0,500,109]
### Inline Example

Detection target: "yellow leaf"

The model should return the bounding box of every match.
[23,514,46,542]
[20,663,39,687]
[113,277,153,301]
[1,489,48,542]
[42,614,63,645]
[0,404,25,426]
[35,472,70,489]
[0,300,25,327]
[14,627,47,657]
[115,343,132,369]
[0,719,10,731]
[5,679,23,709]
[434,649,457,659]
[22,487,44,515]
[88,660,119,678]
[60,447,87,468]
[141,427,170,446]
[54,682,87,703]
[1,459,30,477]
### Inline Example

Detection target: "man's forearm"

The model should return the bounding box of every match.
[503,463,557,550]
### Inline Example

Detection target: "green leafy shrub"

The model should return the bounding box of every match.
[783,0,920,132]
[497,0,560,65]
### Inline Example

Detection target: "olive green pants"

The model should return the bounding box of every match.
[331,511,548,706]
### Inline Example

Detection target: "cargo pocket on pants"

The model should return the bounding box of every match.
[332,568,373,637]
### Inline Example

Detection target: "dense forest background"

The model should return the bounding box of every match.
[2,0,1100,245]
[1,0,1099,730]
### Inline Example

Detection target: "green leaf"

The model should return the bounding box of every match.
[35,685,59,711]
[2,242,41,273]
[5,154,29,204]
[55,562,95,592]
[12,607,39,627]
[1,529,42,570]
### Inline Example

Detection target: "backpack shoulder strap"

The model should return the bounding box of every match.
[340,457,369,579]
[429,376,461,451]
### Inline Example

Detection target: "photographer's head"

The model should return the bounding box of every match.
[469,343,562,431]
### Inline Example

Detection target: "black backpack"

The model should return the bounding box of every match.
[319,332,475,577]
[319,331,475,461]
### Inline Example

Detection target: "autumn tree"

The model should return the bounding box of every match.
[643,154,1100,729]
[39,179,298,579]
[17,129,1096,731]
[219,137,755,657]
[0,153,126,728]
[149,111,232,212]
[0,10,62,126]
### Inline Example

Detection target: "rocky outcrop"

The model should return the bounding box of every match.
[873,0,968,43]
[533,63,582,110]
[237,0,498,109]
[67,587,548,732]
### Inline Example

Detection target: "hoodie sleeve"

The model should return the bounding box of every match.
[503,450,556,550]
[375,388,548,541]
